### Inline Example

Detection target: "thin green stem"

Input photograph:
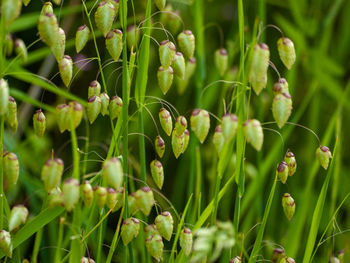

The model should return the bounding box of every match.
[0,117,4,229]
[54,217,65,263]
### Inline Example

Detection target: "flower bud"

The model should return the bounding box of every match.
[38,12,59,47]
[190,109,210,143]
[81,181,93,208]
[41,2,53,15]
[155,136,165,158]
[69,101,83,129]
[221,113,238,142]
[8,205,29,232]
[0,230,13,258]
[76,25,90,53]
[177,30,195,59]
[155,0,166,10]
[14,39,28,62]
[272,248,285,263]
[0,79,9,116]
[213,125,224,156]
[230,256,242,263]
[157,66,174,95]
[176,57,196,94]
[284,151,296,176]
[249,43,270,95]
[272,92,292,128]
[41,158,64,191]
[62,178,80,212]
[102,157,123,190]
[94,186,107,208]
[99,92,110,116]
[150,160,164,190]
[316,146,332,170]
[56,104,70,133]
[159,40,176,68]
[33,109,46,138]
[243,119,264,151]
[277,37,296,70]
[146,234,164,261]
[135,187,154,216]
[144,224,159,239]
[126,25,140,50]
[59,55,73,87]
[109,96,123,120]
[94,1,115,37]
[172,128,184,159]
[329,256,340,263]
[175,116,187,136]
[128,192,138,215]
[6,97,18,133]
[88,81,101,98]
[121,218,140,245]
[273,78,289,96]
[172,52,186,79]
[282,193,295,221]
[106,188,117,210]
[183,129,190,153]
[3,152,19,185]
[87,95,101,124]
[179,227,192,256]
[276,161,289,184]
[51,28,66,62]
[155,211,173,241]
[106,29,123,61]
[215,48,228,77]
[159,108,172,136]
[81,257,96,263]
[48,187,64,208]
[1,0,21,27]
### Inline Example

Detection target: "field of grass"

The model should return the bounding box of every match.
[0,0,349,262]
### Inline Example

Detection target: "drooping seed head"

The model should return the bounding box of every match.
[62,178,80,212]
[41,2,53,15]
[126,24,140,50]
[284,150,297,176]
[213,125,225,156]
[81,181,94,208]
[58,55,73,87]
[157,66,174,94]
[272,91,293,128]
[155,136,165,158]
[177,30,195,59]
[51,27,66,62]
[99,92,110,116]
[221,113,238,142]
[87,95,102,124]
[316,146,332,170]
[128,192,138,215]
[215,48,228,77]
[243,119,264,151]
[8,205,29,232]
[38,12,59,47]
[249,43,270,95]
[135,187,154,216]
[277,37,296,70]
[75,25,90,53]
[14,38,28,62]
[106,188,117,210]
[106,29,123,61]
[159,108,172,136]
[2,0,22,27]
[179,227,192,256]
[146,234,164,261]
[88,80,101,98]
[121,217,140,245]
[41,157,64,191]
[94,1,116,37]
[48,187,64,208]
[172,128,185,158]
[6,96,18,133]
[155,211,174,241]
[3,152,19,186]
[0,230,13,258]
[276,161,289,184]
[175,115,187,135]
[159,40,176,68]
[94,186,107,208]
[102,157,124,190]
[272,248,285,263]
[0,79,9,116]
[190,109,210,143]
[109,96,123,120]
[144,224,159,239]
[282,193,295,221]
[56,104,70,133]
[172,52,186,79]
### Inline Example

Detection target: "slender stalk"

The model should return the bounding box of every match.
[54,217,65,263]
[0,117,4,230]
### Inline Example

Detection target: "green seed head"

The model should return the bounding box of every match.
[109,0,120,16]
[106,29,123,61]
[62,178,80,212]
[81,257,96,263]
[51,27,66,62]
[33,109,46,137]
[52,0,62,5]
[159,40,176,68]
[88,80,102,98]
[126,25,140,50]
[144,224,159,239]
[81,181,94,208]
[277,37,296,70]
[102,157,124,190]
[48,187,64,208]
[159,108,172,136]
[155,136,165,158]
[99,92,110,116]
[172,128,185,158]
[113,187,124,212]
[157,66,174,95]
[176,57,196,94]
[14,38,28,62]
[214,48,228,77]
[1,0,22,27]
[121,218,140,245]
[316,146,332,170]
[56,104,70,133]
[276,161,289,184]
[273,78,289,96]
[94,1,116,37]
[0,230,13,258]
[75,25,90,53]
[41,158,64,191]
[5,34,14,56]
[272,248,285,263]
[177,30,195,59]
[230,256,242,263]
[87,95,102,124]
[179,227,192,256]
[146,234,164,261]
[249,43,270,95]
[172,52,186,79]
[150,159,164,189]
[0,79,9,116]
[109,95,123,120]
[38,12,59,47]
[128,192,139,216]
[3,152,19,186]
[183,129,190,153]
[272,92,292,128]
[338,249,344,263]
[213,125,224,156]
[155,0,166,10]
[6,97,18,133]
[175,116,187,135]
[282,193,295,221]
[94,186,107,208]
[8,205,29,232]
[284,150,297,176]
[135,187,155,216]
[59,55,73,87]
[285,257,296,263]
[243,119,264,151]
[221,113,238,142]
[155,211,174,241]
[41,2,53,15]
[106,188,117,210]
[22,0,31,7]
[68,101,83,129]
[190,109,210,143]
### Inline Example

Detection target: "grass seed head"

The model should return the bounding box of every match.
[48,187,64,208]
[62,178,80,212]
[176,57,196,94]
[102,157,123,190]
[41,158,64,191]
[8,205,29,232]
[284,150,297,176]
[135,187,155,216]
[282,193,295,221]
[59,55,73,87]
[33,109,46,137]
[155,0,166,10]
[249,43,270,95]
[155,136,165,158]
[1,0,22,27]
[94,1,115,37]
[109,0,120,16]
[38,12,59,47]
[144,224,159,239]
[172,52,186,79]
[0,230,13,258]
[159,108,172,136]
[221,113,238,142]
[81,181,94,208]
[14,38,28,62]
[155,211,174,241]
[75,25,90,53]
[81,257,96,263]
[94,186,107,208]
[272,248,285,263]
[180,227,192,256]
[243,119,264,151]
[146,234,164,261]
[87,95,102,124]
[183,129,190,153]
[128,192,139,216]
[109,96,123,120]
[159,40,176,68]
[157,66,174,94]
[3,152,19,186]
[51,27,66,62]
[99,92,110,116]
[41,2,53,15]
[68,101,83,129]
[316,146,332,170]
[126,25,140,50]
[0,79,9,115]
[6,97,18,133]
[230,256,242,263]
[113,187,124,212]
[272,92,292,128]
[177,30,195,59]
[106,188,117,210]
[276,161,289,184]
[175,116,187,135]
[106,29,123,61]
[213,125,224,156]
[56,104,70,132]
[190,109,210,143]
[273,78,289,95]
[172,128,185,158]
[88,80,101,98]
[214,48,228,77]
[121,218,140,245]
[277,37,296,70]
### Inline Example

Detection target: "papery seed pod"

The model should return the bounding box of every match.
[106,29,123,61]
[172,128,184,158]
[276,161,289,184]
[109,0,120,16]
[0,79,9,116]
[94,1,115,37]
[33,109,46,137]
[172,52,186,79]
[146,234,164,261]
[14,39,28,62]
[144,224,159,239]
[48,187,64,208]
[0,230,13,258]
[128,192,138,215]
[94,186,107,208]
[121,218,140,245]
[126,25,140,50]
[88,80,101,98]
[329,256,340,263]
[179,227,192,256]
[87,95,101,124]
[272,248,285,263]
[6,97,18,133]
[3,152,19,186]
[155,0,166,10]
[59,55,73,87]
[221,113,238,142]
[81,257,96,263]
[155,211,173,241]
[41,2,53,14]
[190,109,210,143]
[272,92,292,128]
[8,205,29,232]
[76,25,90,53]
[56,104,70,133]
[316,146,332,170]
[285,257,296,263]
[175,116,187,136]
[338,249,344,263]
[213,125,224,156]
[176,57,196,94]
[41,158,64,191]
[168,9,181,34]
[1,0,22,27]
[81,181,93,208]
[277,37,296,70]
[150,160,164,189]
[99,92,110,116]
[109,96,123,120]
[159,108,172,136]
[5,34,14,56]
[243,119,264,151]
[273,78,289,95]
[215,48,228,77]
[69,101,83,129]
[183,129,190,153]
[284,151,296,176]
[157,66,174,95]
[23,0,31,6]
[249,43,270,95]
[159,40,176,68]
[177,30,195,59]
[102,157,123,190]
[135,187,154,216]
[230,256,242,263]
[38,13,59,47]
[155,136,165,158]
[52,28,66,62]
[114,187,124,211]
[62,178,80,212]
[106,188,117,210]
[52,0,62,5]
[282,193,295,221]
